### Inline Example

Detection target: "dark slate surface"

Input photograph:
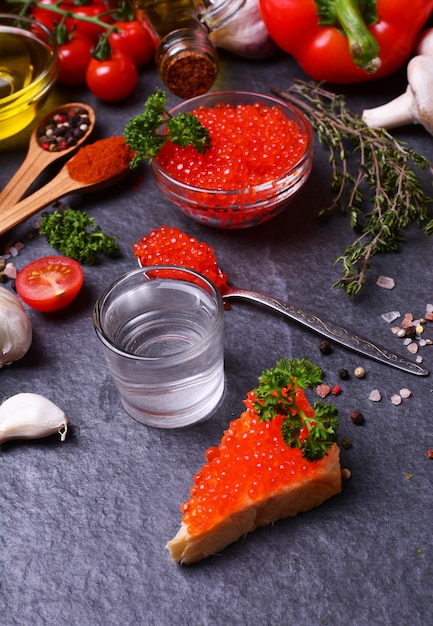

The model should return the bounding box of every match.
[1,48,432,626]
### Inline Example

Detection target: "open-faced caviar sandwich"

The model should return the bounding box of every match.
[167,358,342,564]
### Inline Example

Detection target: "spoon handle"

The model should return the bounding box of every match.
[0,149,55,209]
[0,167,82,235]
[223,287,429,376]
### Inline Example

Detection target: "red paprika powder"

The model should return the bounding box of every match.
[67,136,135,184]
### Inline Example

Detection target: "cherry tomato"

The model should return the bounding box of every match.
[65,0,113,43]
[57,31,93,85]
[31,0,60,30]
[32,0,112,41]
[108,20,155,66]
[16,256,84,313]
[86,49,138,101]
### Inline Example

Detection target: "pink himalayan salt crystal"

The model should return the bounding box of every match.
[3,263,17,279]
[401,317,415,329]
[369,389,382,402]
[400,388,412,399]
[407,343,419,354]
[381,311,401,323]
[376,275,395,289]
[391,394,402,406]
[316,384,331,398]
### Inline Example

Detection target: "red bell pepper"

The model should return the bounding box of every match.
[259,0,433,83]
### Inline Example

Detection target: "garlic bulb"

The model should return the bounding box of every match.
[0,393,68,444]
[206,0,277,59]
[0,286,32,367]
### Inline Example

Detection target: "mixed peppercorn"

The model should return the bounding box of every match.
[37,107,92,152]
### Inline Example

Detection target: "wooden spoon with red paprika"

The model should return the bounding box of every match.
[0,136,135,236]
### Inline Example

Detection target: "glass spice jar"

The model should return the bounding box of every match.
[135,0,246,99]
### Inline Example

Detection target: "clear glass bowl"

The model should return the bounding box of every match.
[0,14,60,140]
[151,90,314,229]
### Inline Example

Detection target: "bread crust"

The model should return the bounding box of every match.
[167,443,341,564]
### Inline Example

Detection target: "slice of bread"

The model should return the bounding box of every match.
[167,442,341,564]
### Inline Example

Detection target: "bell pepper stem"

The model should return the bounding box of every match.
[315,0,381,73]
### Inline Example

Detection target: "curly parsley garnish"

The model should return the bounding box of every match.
[124,88,211,167]
[39,208,119,264]
[254,358,339,462]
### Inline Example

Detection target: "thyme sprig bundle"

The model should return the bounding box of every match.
[272,81,433,297]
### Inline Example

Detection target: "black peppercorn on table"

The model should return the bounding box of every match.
[1,47,432,626]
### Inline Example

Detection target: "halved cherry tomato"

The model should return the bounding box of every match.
[15,256,84,313]
[108,19,155,66]
[86,49,138,101]
[58,31,93,85]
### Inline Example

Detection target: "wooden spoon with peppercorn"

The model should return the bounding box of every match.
[0,103,95,209]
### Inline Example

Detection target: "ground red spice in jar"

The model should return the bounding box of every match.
[67,136,135,184]
[156,101,308,190]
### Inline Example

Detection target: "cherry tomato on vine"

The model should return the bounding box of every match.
[15,256,84,313]
[108,20,155,66]
[63,0,113,43]
[86,49,138,101]
[31,0,60,30]
[57,31,93,85]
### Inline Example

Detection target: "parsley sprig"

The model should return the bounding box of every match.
[39,208,119,264]
[124,88,211,167]
[254,358,339,462]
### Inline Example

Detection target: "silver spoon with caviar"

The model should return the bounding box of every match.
[0,103,95,209]
[134,227,429,377]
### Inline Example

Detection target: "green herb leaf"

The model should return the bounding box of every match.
[253,358,339,462]
[39,208,119,264]
[272,81,433,296]
[124,88,211,167]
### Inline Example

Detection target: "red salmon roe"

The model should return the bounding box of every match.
[157,102,308,190]
[180,387,325,538]
[133,225,228,292]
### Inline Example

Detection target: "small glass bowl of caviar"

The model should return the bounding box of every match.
[151,91,314,229]
[0,14,60,141]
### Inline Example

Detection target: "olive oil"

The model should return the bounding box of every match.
[0,33,52,98]
[0,20,58,140]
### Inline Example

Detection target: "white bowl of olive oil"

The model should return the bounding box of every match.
[0,14,60,141]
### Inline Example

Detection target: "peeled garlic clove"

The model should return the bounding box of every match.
[0,393,68,444]
[0,286,32,367]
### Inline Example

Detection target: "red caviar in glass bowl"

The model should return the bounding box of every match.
[151,91,314,229]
